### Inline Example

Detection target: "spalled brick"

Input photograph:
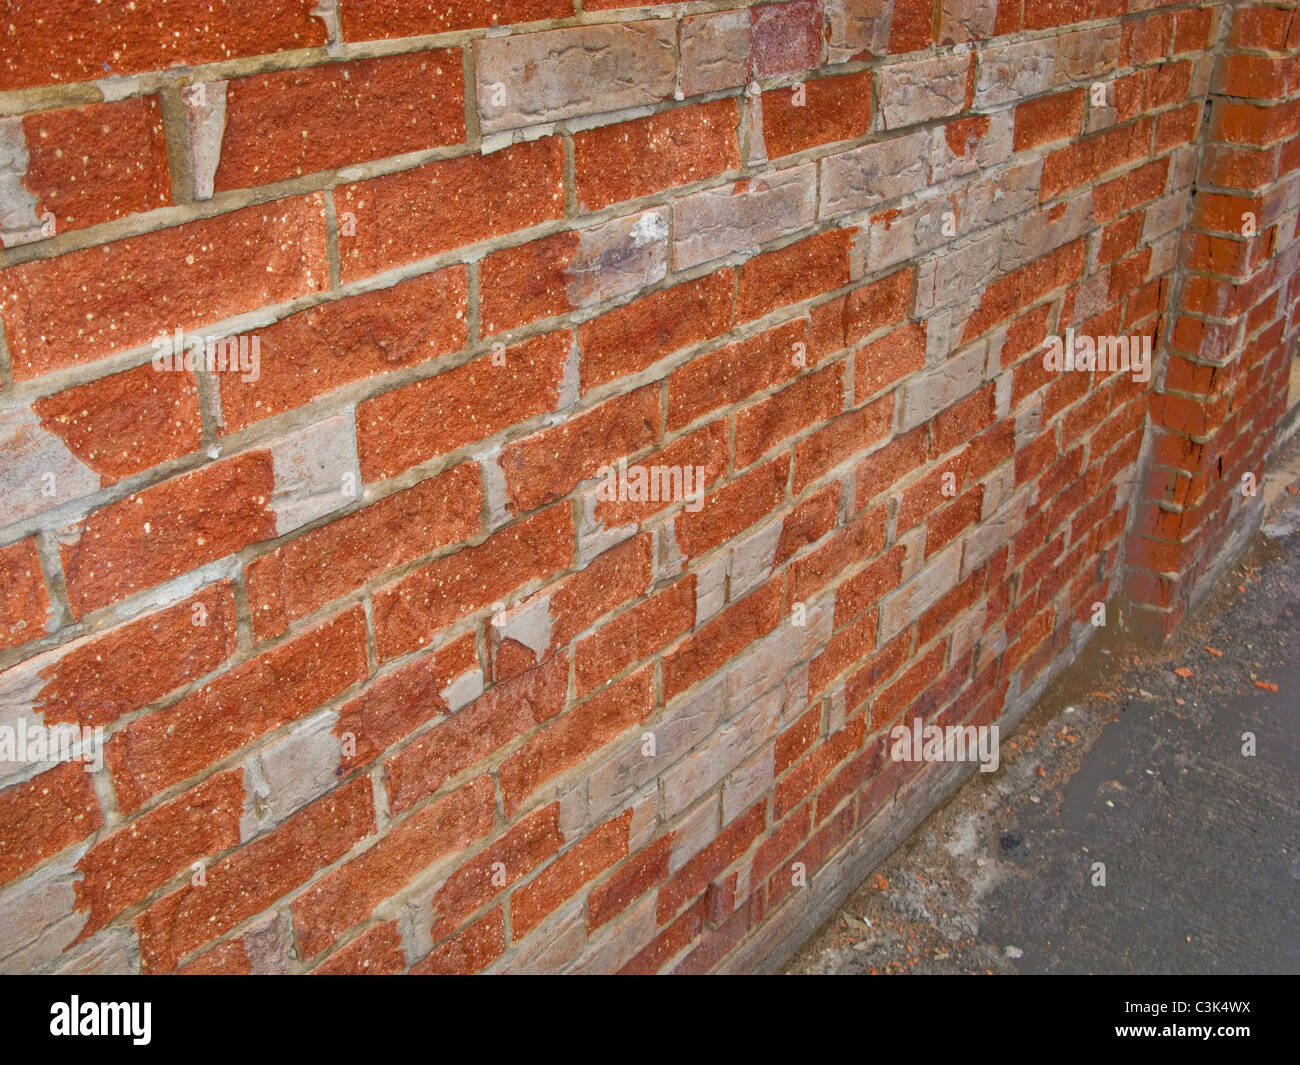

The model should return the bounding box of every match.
[8,98,170,241]
[107,607,368,812]
[373,505,572,662]
[246,462,482,640]
[0,195,328,380]
[136,776,374,972]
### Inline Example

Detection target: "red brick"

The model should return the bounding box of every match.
[358,329,570,483]
[667,318,808,429]
[870,639,946,730]
[588,835,673,931]
[673,456,789,560]
[810,607,879,695]
[962,240,1086,342]
[735,363,846,468]
[292,776,494,958]
[428,804,565,941]
[574,100,740,210]
[775,483,840,564]
[855,321,926,398]
[576,579,696,695]
[334,633,480,777]
[494,537,653,681]
[61,452,276,618]
[176,939,252,975]
[790,507,887,603]
[657,802,765,923]
[664,580,782,700]
[373,505,572,662]
[312,922,407,975]
[220,268,468,434]
[512,811,631,936]
[412,908,506,974]
[247,463,482,640]
[1013,89,1083,151]
[499,387,660,514]
[579,271,733,393]
[340,0,573,40]
[0,761,102,888]
[337,138,565,281]
[1231,5,1300,51]
[761,70,872,159]
[0,538,50,653]
[136,776,375,972]
[735,229,854,324]
[834,544,906,627]
[499,665,656,814]
[888,0,935,51]
[74,770,244,939]
[0,0,327,91]
[844,267,913,344]
[13,97,170,238]
[384,654,567,816]
[793,395,894,493]
[31,584,237,729]
[214,51,464,191]
[855,426,927,505]
[0,195,328,380]
[589,421,730,531]
[926,485,984,557]
[108,607,368,812]
[845,630,912,711]
[32,363,200,484]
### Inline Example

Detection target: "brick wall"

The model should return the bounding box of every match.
[0,0,1295,974]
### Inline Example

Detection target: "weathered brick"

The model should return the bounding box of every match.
[480,211,668,335]
[673,167,817,270]
[373,505,572,662]
[292,776,494,958]
[107,607,368,812]
[336,138,564,281]
[499,666,656,814]
[247,463,482,640]
[0,1,327,91]
[219,267,467,434]
[31,363,200,484]
[578,271,734,393]
[74,770,244,938]
[0,761,102,888]
[476,22,676,133]
[668,318,808,430]
[736,229,854,324]
[512,811,630,936]
[11,583,236,730]
[384,654,566,815]
[0,195,328,380]
[136,776,374,972]
[60,453,276,618]
[0,538,51,653]
[8,98,170,241]
[761,70,872,159]
[358,330,571,483]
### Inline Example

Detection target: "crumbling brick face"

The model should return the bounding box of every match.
[0,0,1294,975]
